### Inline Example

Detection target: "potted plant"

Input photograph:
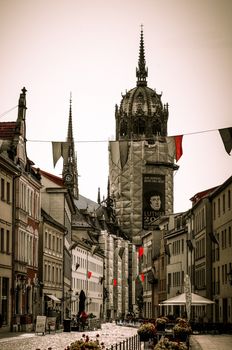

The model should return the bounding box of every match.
[137,322,156,341]
[173,319,192,342]
[154,337,188,350]
[155,316,168,331]
[65,334,104,350]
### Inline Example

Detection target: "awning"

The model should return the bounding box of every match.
[159,292,214,306]
[46,294,61,303]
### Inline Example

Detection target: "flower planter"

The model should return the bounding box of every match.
[174,332,188,342]
[156,323,165,331]
[139,333,152,342]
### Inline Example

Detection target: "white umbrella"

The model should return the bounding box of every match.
[159,292,214,305]
[184,274,192,321]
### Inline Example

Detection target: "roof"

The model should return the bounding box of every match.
[74,194,99,212]
[40,169,64,187]
[0,122,17,140]
[209,175,232,199]
[190,186,219,205]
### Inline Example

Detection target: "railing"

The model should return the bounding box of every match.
[35,334,141,350]
[106,334,141,350]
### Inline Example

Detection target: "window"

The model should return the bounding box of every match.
[218,198,220,217]
[6,230,10,253]
[45,231,47,248]
[48,234,51,249]
[0,228,4,252]
[228,190,231,210]
[1,178,5,200]
[6,182,10,202]
[213,202,216,220]
[229,227,231,247]
[223,194,225,213]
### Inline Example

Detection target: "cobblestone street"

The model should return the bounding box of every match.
[0,323,138,350]
[1,323,232,350]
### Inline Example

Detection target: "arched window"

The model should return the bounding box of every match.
[120,119,128,136]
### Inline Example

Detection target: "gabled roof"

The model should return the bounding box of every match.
[0,122,17,140]
[40,169,64,187]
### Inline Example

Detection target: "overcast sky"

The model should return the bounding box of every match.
[1,0,232,212]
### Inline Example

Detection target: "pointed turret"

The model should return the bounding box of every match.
[97,187,101,204]
[136,26,148,87]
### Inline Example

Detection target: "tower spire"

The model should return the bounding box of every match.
[136,25,148,86]
[67,92,73,142]
[63,93,79,199]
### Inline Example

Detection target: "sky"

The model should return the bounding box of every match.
[1,0,232,213]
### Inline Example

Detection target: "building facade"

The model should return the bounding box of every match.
[0,151,20,331]
[210,176,232,324]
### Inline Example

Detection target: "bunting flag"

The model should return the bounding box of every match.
[140,273,145,282]
[167,135,183,162]
[119,141,129,169]
[175,135,183,161]
[113,278,117,286]
[219,127,232,155]
[52,141,70,167]
[136,274,145,284]
[87,271,92,279]
[138,246,144,258]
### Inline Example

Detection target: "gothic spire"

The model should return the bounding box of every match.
[63,93,79,199]
[136,25,148,87]
[67,92,73,143]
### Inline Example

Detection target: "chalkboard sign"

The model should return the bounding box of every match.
[35,315,46,334]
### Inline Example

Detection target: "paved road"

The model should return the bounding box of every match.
[191,334,232,350]
[1,324,232,350]
[0,323,138,350]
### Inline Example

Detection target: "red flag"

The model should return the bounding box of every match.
[175,135,183,162]
[140,273,145,282]
[138,246,144,257]
[87,271,92,279]
[113,278,117,286]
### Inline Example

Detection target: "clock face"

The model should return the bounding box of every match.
[65,173,72,182]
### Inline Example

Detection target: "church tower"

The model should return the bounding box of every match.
[62,95,79,199]
[109,29,178,243]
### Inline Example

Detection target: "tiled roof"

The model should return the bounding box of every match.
[74,195,99,211]
[0,122,17,140]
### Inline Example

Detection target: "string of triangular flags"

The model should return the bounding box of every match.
[171,127,232,162]
[51,127,232,167]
